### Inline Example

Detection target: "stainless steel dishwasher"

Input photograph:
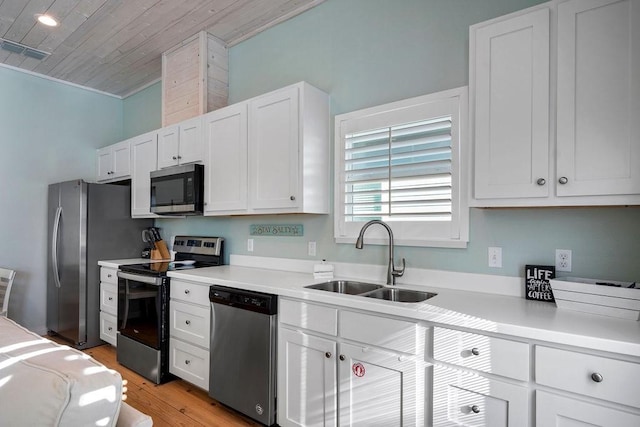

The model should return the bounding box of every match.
[209,285,278,426]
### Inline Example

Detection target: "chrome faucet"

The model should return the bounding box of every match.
[355,220,405,285]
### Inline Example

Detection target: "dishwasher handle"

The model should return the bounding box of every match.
[209,284,277,315]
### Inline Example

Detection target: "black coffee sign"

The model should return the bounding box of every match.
[525,265,555,302]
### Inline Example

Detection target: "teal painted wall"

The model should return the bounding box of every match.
[0,66,122,331]
[157,0,640,284]
[122,81,162,139]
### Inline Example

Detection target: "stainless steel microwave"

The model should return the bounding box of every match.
[150,164,204,215]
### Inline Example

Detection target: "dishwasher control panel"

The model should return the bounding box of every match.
[209,285,277,314]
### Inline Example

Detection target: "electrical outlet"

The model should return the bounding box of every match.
[488,247,502,268]
[555,249,572,272]
[247,239,254,252]
[308,241,317,256]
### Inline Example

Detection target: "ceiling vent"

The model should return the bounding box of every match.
[0,38,50,60]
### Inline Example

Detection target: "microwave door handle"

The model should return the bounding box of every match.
[51,206,62,289]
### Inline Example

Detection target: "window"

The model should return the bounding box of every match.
[334,87,469,248]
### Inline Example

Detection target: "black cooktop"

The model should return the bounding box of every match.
[119,260,213,276]
[119,235,224,277]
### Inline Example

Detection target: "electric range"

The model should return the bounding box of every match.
[116,235,224,384]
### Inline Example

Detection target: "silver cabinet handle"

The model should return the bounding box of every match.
[107,274,112,278]
[108,297,113,301]
[108,327,113,331]
[172,156,177,160]
[471,405,480,414]
[185,360,191,365]
[558,176,568,185]
[591,372,604,383]
[325,352,331,359]
[184,289,190,294]
[177,155,182,159]
[471,347,480,356]
[339,355,346,361]
[185,320,191,325]
[290,196,296,201]
[536,178,546,185]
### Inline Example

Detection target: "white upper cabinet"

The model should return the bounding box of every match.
[472,8,550,200]
[157,115,203,169]
[204,81,330,216]
[130,131,159,218]
[96,139,131,182]
[249,85,301,211]
[470,0,640,207]
[556,0,640,197]
[248,82,330,214]
[203,102,248,215]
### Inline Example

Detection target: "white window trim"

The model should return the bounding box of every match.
[334,86,469,248]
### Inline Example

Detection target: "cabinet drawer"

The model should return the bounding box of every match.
[100,282,117,316]
[536,390,640,427]
[433,327,529,381]
[100,312,117,346]
[433,365,529,427]
[535,345,640,408]
[170,280,210,307]
[169,338,209,390]
[340,311,419,354]
[170,300,210,349]
[100,267,117,284]
[279,298,337,336]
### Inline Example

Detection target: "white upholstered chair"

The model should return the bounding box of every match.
[0,267,16,317]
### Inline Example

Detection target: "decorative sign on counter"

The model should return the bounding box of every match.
[250,224,304,237]
[525,265,555,302]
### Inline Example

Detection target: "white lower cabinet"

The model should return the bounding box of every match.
[432,365,528,427]
[169,279,210,390]
[277,298,423,427]
[536,391,640,427]
[99,312,117,346]
[278,327,337,427]
[99,267,118,346]
[338,341,422,426]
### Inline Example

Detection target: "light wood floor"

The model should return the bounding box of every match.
[81,343,261,427]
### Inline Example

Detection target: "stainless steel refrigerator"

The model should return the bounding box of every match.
[47,180,152,349]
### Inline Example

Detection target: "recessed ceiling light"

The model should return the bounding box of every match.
[35,14,59,27]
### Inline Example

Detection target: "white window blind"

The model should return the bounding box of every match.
[334,87,469,248]
[344,117,453,222]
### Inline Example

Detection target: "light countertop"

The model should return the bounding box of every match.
[167,264,640,358]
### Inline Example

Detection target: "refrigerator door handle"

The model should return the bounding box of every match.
[52,206,62,288]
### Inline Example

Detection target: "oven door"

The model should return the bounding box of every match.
[117,271,167,349]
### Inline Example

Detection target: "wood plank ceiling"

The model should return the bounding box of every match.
[0,0,324,97]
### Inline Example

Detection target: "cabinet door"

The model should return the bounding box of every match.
[177,115,203,165]
[130,131,158,218]
[339,342,422,427]
[556,0,640,196]
[433,365,528,427]
[96,147,112,181]
[158,125,180,168]
[249,85,300,211]
[536,391,640,427]
[203,103,248,214]
[278,328,337,427]
[472,8,550,199]
[111,140,131,179]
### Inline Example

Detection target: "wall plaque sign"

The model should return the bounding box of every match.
[525,265,555,302]
[250,224,304,237]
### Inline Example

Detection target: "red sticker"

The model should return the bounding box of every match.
[352,363,365,377]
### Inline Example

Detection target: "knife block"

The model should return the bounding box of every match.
[151,240,171,260]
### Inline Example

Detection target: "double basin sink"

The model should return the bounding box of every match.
[305,280,436,303]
